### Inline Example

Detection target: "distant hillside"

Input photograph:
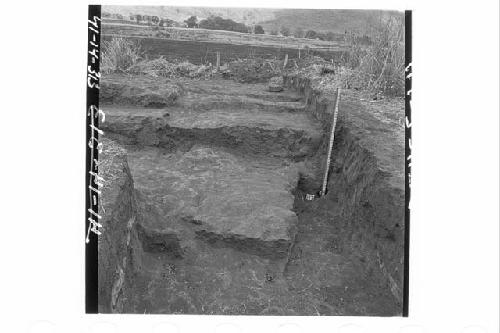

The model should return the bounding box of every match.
[259,9,404,35]
[102,5,276,26]
[103,6,403,36]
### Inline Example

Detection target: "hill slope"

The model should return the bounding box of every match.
[259,9,403,34]
[103,6,403,35]
[103,5,276,25]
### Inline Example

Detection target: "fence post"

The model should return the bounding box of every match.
[216,52,220,72]
[283,53,288,69]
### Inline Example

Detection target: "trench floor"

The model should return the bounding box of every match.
[106,77,399,315]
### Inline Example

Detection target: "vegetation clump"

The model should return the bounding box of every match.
[101,38,213,79]
[129,57,213,79]
[101,38,143,74]
[199,15,249,33]
[341,16,405,96]
[287,16,404,97]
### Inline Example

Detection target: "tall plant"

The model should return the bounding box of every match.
[342,15,405,96]
[101,38,143,74]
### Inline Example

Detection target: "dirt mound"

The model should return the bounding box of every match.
[223,58,283,83]
[100,74,183,107]
[128,57,213,79]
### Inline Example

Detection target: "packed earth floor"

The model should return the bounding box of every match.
[99,74,403,315]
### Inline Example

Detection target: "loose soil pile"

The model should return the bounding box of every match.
[100,74,184,107]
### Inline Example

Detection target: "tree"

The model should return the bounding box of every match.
[305,30,318,39]
[198,16,249,33]
[151,16,159,25]
[185,16,198,28]
[254,25,265,34]
[316,33,327,41]
[135,14,142,23]
[280,26,291,37]
[270,29,278,36]
[325,31,337,41]
[294,27,304,38]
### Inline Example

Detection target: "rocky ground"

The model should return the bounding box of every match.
[98,71,404,315]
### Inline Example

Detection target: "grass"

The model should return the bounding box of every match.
[101,38,143,74]
[341,16,405,96]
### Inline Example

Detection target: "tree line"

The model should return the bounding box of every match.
[102,12,371,43]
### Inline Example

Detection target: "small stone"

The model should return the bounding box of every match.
[268,76,284,92]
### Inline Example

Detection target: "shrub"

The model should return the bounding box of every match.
[294,27,304,38]
[101,38,143,74]
[254,25,265,34]
[185,16,198,28]
[305,30,317,39]
[342,16,405,96]
[280,26,291,37]
[199,16,249,33]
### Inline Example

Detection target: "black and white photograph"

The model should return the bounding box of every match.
[2,1,499,332]
[87,5,409,316]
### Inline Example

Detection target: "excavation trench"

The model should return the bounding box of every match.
[98,75,404,315]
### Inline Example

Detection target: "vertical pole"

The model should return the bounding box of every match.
[320,87,341,197]
[216,52,220,72]
[298,47,301,59]
[283,53,288,69]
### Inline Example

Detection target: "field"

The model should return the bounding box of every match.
[103,22,346,65]
[103,35,344,65]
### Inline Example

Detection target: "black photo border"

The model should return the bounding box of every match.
[403,9,412,317]
[84,6,413,316]
[85,4,101,314]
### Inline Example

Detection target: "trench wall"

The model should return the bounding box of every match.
[98,138,181,313]
[283,74,405,304]
[97,139,138,312]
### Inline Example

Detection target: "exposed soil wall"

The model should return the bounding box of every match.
[283,74,405,304]
[98,138,182,313]
[104,119,320,160]
[98,139,137,313]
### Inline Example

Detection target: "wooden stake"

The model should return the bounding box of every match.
[320,88,341,197]
[216,52,220,72]
[283,53,288,69]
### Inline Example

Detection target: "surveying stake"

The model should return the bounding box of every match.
[319,87,341,197]
[304,87,341,201]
